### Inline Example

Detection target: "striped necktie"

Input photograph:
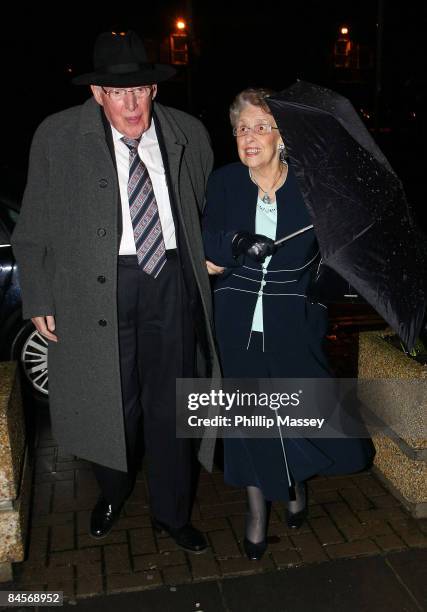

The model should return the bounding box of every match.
[122,136,167,278]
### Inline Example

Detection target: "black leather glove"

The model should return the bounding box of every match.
[232,232,277,263]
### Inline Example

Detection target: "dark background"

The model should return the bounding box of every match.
[2,0,425,230]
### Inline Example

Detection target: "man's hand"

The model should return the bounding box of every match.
[206,260,225,275]
[32,315,58,342]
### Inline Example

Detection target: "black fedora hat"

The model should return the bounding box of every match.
[72,30,176,86]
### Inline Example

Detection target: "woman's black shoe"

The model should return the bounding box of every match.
[285,481,308,529]
[285,506,308,529]
[243,537,267,560]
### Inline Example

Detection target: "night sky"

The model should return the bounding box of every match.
[2,1,426,227]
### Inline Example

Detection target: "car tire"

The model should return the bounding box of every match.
[10,320,49,406]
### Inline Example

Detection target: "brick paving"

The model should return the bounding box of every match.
[12,418,427,603]
[9,324,427,602]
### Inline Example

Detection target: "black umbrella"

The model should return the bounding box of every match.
[266,80,426,350]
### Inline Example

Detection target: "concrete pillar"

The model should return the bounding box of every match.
[0,362,32,582]
[358,331,427,518]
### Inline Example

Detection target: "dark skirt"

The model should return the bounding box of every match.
[220,332,375,502]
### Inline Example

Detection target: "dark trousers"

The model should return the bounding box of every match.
[93,252,196,528]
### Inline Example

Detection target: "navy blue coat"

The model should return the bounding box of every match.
[202,162,374,491]
[203,161,328,369]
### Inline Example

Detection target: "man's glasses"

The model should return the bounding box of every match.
[233,124,279,137]
[101,86,153,100]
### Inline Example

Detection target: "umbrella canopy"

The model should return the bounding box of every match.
[266,80,426,350]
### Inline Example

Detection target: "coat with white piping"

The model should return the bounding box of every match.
[203,161,328,367]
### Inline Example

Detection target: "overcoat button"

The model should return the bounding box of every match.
[99,178,108,188]
[98,319,107,326]
[97,275,106,283]
[97,228,106,237]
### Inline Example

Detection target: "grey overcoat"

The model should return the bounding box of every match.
[12,97,220,472]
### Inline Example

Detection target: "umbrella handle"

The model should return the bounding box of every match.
[274,224,314,246]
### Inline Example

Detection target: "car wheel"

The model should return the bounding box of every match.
[11,320,49,404]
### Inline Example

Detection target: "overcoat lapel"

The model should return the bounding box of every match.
[152,108,185,238]
[100,108,123,241]
[77,99,121,253]
[239,172,257,235]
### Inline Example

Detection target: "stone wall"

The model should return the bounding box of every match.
[358,331,427,518]
[0,362,32,582]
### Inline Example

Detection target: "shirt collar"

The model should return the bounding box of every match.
[111,118,157,145]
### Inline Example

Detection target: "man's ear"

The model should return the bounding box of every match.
[91,85,104,106]
[151,84,158,100]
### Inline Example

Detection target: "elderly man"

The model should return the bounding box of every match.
[12,30,219,552]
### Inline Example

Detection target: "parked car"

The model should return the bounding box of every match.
[0,168,49,403]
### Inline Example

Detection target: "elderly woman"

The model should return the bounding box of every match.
[203,88,374,560]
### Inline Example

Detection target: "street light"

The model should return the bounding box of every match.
[170,5,194,112]
[334,25,353,68]
[170,18,189,65]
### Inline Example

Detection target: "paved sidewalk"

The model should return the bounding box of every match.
[57,548,426,611]
[6,407,426,606]
[2,327,425,610]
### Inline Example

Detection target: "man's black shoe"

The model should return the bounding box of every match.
[152,518,208,554]
[90,497,122,539]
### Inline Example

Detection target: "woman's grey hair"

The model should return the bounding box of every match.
[229,88,276,127]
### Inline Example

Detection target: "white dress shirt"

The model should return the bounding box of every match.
[112,120,177,254]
